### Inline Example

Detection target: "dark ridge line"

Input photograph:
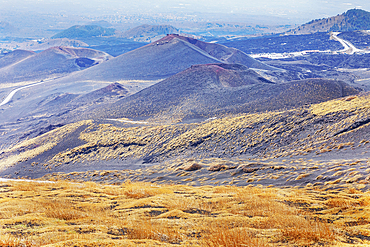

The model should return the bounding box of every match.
[334,118,370,136]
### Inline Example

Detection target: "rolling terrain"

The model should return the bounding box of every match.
[0,30,367,157]
[286,9,370,35]
[169,34,277,70]
[0,50,35,69]
[86,64,358,121]
[52,25,116,39]
[2,8,370,247]
[119,24,180,42]
[0,38,89,52]
[48,34,276,84]
[0,83,363,182]
[0,34,275,120]
[0,35,278,149]
[0,46,112,84]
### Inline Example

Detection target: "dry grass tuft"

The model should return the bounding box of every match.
[202,223,268,247]
[1,181,369,246]
[0,235,23,247]
[122,181,172,199]
[280,217,335,244]
[125,218,184,243]
[41,199,88,221]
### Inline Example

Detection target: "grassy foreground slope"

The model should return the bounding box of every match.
[0,78,370,247]
[2,180,370,246]
[0,91,369,183]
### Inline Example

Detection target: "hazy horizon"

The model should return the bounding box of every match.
[1,0,370,24]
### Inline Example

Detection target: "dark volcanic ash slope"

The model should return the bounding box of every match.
[0,47,112,83]
[48,34,276,85]
[47,35,223,84]
[0,82,129,148]
[164,34,278,70]
[87,63,359,121]
[0,50,35,69]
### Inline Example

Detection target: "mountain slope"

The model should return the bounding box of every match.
[0,39,89,52]
[48,34,276,88]
[0,82,129,149]
[0,50,35,69]
[161,34,277,70]
[86,63,359,121]
[52,25,116,39]
[286,9,370,35]
[120,24,179,42]
[0,21,18,35]
[0,90,367,181]
[86,20,113,28]
[46,36,224,84]
[0,47,112,83]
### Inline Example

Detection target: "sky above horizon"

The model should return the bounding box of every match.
[1,0,370,24]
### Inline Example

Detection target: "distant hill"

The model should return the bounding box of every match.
[0,47,112,83]
[0,38,88,52]
[0,21,18,35]
[0,50,35,69]
[168,35,277,70]
[52,25,116,39]
[286,9,370,35]
[87,64,359,121]
[50,34,275,87]
[85,20,113,28]
[120,24,179,42]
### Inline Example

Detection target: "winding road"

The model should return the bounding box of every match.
[252,32,367,59]
[330,32,363,54]
[0,80,48,107]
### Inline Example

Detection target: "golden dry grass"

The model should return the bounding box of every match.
[1,181,370,246]
[310,93,370,115]
[0,120,92,169]
[3,93,370,169]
